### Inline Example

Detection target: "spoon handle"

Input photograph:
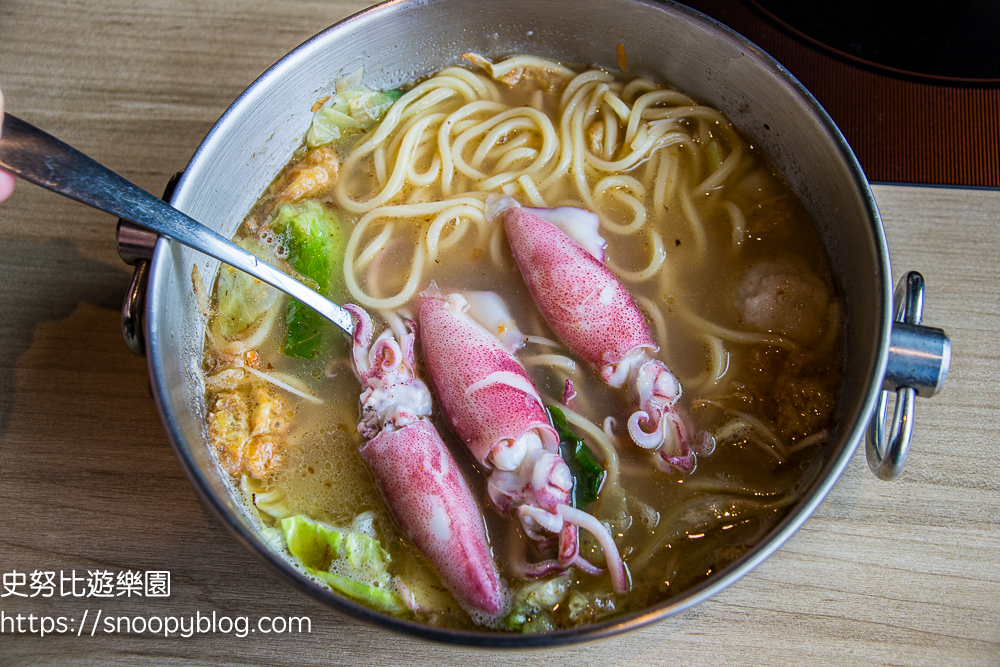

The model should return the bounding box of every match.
[0,112,355,336]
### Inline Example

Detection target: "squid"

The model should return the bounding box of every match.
[418,290,628,594]
[492,196,709,473]
[343,304,505,616]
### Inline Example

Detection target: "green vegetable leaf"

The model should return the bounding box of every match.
[307,106,364,147]
[281,515,405,614]
[547,406,605,507]
[307,84,402,148]
[282,514,390,573]
[344,88,402,124]
[216,238,282,339]
[283,298,329,359]
[503,573,571,632]
[311,570,405,614]
[521,612,556,634]
[270,200,347,359]
[271,200,342,294]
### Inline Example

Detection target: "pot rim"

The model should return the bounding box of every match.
[146,0,892,648]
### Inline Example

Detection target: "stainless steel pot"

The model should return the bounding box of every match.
[127,0,951,647]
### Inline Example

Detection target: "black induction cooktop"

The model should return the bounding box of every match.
[751,0,1000,83]
[682,1,1000,186]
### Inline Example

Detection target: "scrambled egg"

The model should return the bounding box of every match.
[278,146,340,203]
[205,345,294,480]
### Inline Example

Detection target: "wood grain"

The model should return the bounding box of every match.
[1,1,998,664]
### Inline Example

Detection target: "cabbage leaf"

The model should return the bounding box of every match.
[504,573,572,632]
[281,515,405,614]
[216,238,282,339]
[269,200,347,359]
[306,82,402,148]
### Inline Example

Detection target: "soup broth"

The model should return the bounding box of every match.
[200,54,842,631]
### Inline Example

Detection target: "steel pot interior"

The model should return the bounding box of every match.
[145,0,891,647]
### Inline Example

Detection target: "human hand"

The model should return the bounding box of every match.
[0,86,17,202]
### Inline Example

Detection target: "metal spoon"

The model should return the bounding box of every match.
[0,113,356,336]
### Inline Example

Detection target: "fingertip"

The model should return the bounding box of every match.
[0,170,15,202]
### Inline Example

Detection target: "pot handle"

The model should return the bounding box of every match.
[866,271,951,480]
[117,171,182,357]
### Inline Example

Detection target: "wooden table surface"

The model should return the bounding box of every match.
[1,1,998,665]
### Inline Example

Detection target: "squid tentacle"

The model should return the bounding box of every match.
[557,505,628,594]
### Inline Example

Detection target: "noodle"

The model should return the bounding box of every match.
[524,335,561,348]
[786,430,829,455]
[332,58,753,310]
[693,146,742,195]
[523,354,578,373]
[244,366,324,404]
[681,334,729,395]
[607,228,666,281]
[560,405,621,487]
[723,200,746,249]
[678,307,800,351]
[634,295,668,348]
[355,223,394,270]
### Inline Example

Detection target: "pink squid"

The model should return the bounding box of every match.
[418,290,628,594]
[492,196,709,473]
[343,304,505,616]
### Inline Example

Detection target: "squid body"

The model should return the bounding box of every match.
[344,304,505,616]
[419,291,628,594]
[493,195,707,473]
